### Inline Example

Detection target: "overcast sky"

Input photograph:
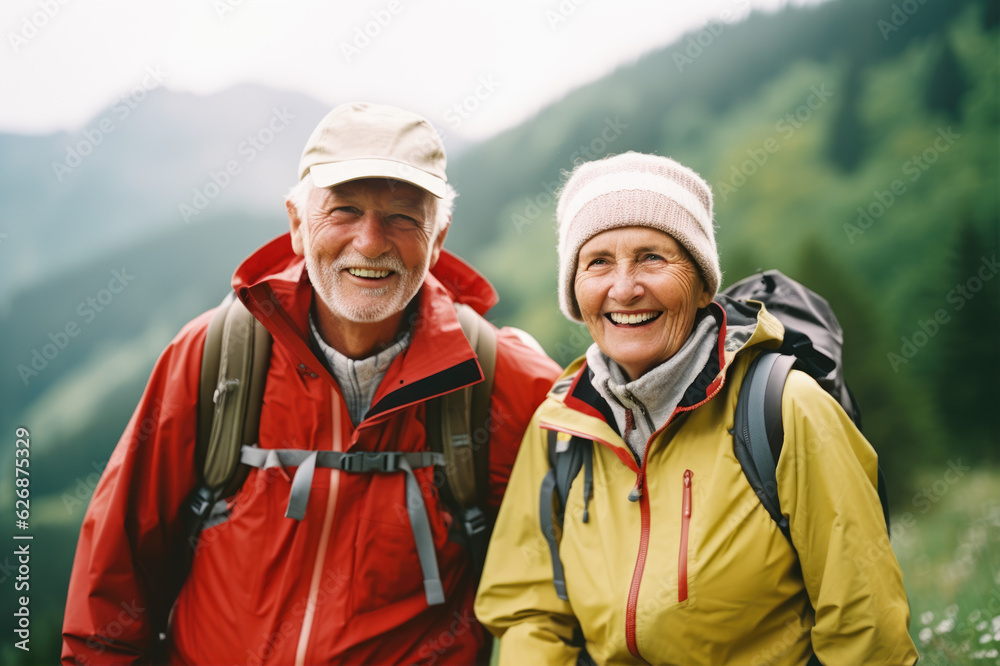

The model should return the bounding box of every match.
[1,0,826,141]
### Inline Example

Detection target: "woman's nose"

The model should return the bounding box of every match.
[608,267,644,303]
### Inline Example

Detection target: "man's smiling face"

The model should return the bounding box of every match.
[289,177,445,330]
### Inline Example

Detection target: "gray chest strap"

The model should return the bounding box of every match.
[239,445,447,606]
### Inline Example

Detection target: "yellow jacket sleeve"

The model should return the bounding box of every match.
[777,370,918,664]
[474,413,581,666]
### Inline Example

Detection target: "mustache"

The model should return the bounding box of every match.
[329,253,407,274]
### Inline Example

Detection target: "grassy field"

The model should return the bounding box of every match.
[895,468,1000,663]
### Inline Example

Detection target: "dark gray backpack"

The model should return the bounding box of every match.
[722,270,890,543]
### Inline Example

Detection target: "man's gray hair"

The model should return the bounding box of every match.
[286,178,457,235]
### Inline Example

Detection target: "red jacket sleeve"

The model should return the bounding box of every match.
[485,328,562,511]
[61,311,211,665]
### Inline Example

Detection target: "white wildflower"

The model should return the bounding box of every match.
[936,618,956,634]
[946,604,959,618]
[921,611,935,626]
[919,627,933,644]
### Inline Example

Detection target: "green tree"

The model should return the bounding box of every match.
[924,40,969,120]
[793,238,946,504]
[934,217,1000,462]
[827,62,867,172]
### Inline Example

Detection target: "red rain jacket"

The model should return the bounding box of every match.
[61,234,561,665]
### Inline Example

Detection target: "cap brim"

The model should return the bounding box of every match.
[308,158,447,198]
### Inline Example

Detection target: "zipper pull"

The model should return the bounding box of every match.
[683,469,692,518]
[628,469,645,502]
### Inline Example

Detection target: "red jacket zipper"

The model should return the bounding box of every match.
[679,469,693,603]
[625,468,650,660]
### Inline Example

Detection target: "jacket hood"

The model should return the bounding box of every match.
[231,232,499,316]
[228,232,500,421]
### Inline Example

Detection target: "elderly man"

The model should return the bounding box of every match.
[61,102,560,664]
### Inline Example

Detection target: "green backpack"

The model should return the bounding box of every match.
[186,293,497,606]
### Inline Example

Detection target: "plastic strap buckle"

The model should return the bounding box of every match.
[462,505,487,538]
[340,451,400,473]
[189,485,217,519]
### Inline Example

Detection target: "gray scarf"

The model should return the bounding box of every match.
[587,312,719,462]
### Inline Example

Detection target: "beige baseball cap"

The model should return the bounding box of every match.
[297,102,448,198]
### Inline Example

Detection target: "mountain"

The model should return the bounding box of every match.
[1,84,327,302]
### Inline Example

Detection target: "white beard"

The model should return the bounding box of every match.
[303,243,426,324]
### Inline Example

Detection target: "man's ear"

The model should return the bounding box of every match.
[287,197,305,256]
[428,216,450,269]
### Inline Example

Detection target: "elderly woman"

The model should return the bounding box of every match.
[474,152,917,665]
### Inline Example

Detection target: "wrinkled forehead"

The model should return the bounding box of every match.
[317,178,434,212]
[580,225,686,256]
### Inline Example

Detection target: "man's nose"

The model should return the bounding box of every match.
[352,212,392,258]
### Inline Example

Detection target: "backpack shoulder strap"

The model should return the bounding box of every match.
[733,350,893,544]
[196,294,232,475]
[431,303,497,508]
[196,293,272,498]
[541,429,568,600]
[541,430,593,601]
[455,302,497,507]
[732,350,796,543]
[425,303,498,575]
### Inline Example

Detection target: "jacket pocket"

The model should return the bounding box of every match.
[350,467,452,615]
[353,516,424,614]
[678,469,693,603]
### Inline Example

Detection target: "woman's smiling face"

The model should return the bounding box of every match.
[574,226,711,381]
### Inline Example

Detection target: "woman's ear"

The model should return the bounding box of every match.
[696,272,713,309]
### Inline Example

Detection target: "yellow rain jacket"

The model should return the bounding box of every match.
[475,301,917,665]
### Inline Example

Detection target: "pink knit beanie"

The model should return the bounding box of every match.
[556,152,720,322]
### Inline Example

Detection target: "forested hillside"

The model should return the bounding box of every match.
[446,0,999,487]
